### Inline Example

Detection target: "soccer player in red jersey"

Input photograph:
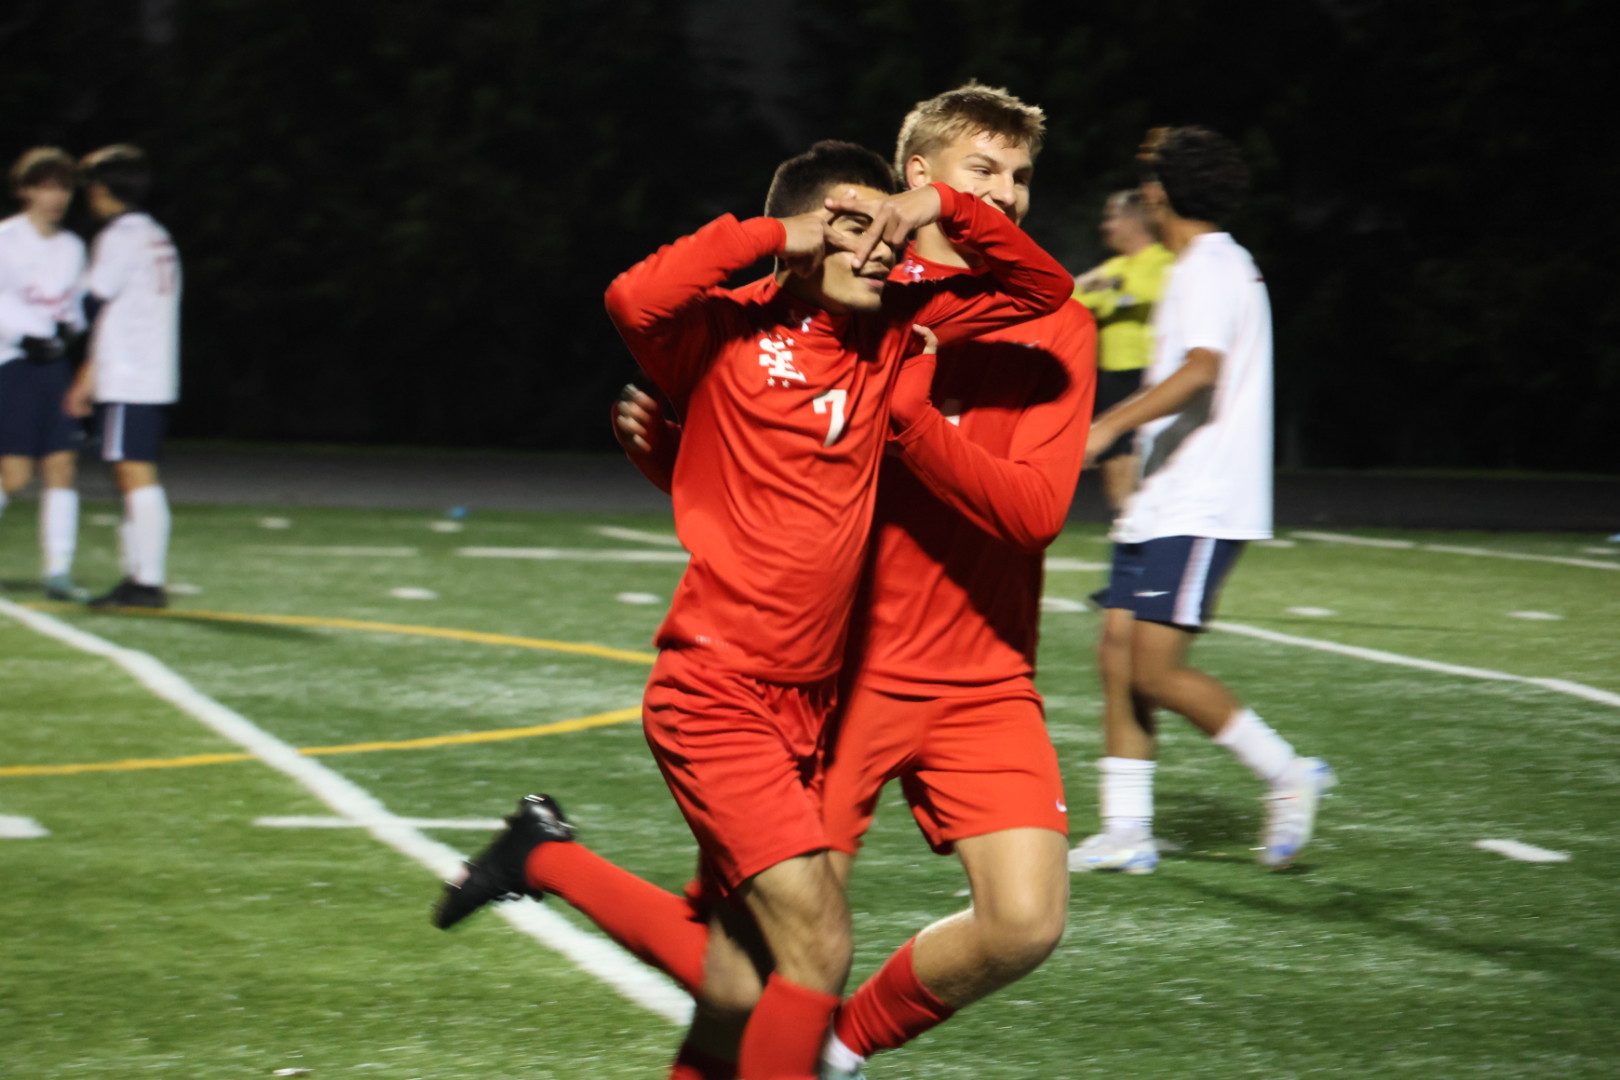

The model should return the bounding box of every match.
[617,83,1098,1079]
[434,137,1072,1080]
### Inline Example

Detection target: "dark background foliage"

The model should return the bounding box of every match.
[3,0,1612,470]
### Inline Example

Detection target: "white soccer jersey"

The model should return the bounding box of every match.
[1113,231,1273,543]
[0,213,87,367]
[87,211,181,403]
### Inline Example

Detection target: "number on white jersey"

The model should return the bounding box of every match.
[812,389,848,447]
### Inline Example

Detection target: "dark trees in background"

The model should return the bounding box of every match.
[1,0,1612,470]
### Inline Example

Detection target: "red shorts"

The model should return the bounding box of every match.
[820,679,1069,855]
[642,648,836,894]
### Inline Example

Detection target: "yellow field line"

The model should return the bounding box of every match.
[0,707,642,778]
[36,603,662,664]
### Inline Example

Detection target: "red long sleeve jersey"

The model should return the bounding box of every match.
[604,184,1072,682]
[845,252,1097,694]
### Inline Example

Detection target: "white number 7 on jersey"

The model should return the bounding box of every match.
[812,389,848,447]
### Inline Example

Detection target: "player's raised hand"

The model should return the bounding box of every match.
[825,185,943,269]
[776,209,832,280]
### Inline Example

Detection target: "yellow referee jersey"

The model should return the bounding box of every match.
[1073,243,1174,372]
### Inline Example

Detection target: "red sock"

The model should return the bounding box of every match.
[668,1040,737,1080]
[834,938,957,1057]
[525,842,709,995]
[736,974,840,1080]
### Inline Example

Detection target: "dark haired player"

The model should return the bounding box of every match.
[1071,126,1334,876]
[64,145,182,610]
[618,84,1098,1080]
[433,139,1072,1080]
[0,147,88,600]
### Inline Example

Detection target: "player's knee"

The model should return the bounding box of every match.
[979,893,1066,975]
[700,962,764,1016]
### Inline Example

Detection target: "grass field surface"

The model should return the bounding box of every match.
[2,499,1617,1078]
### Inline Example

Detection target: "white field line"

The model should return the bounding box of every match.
[246,545,420,557]
[256,815,505,830]
[0,597,691,1025]
[458,547,689,563]
[1474,839,1570,863]
[1213,620,1620,712]
[1292,531,1620,571]
[1044,557,1110,572]
[1,814,49,838]
[590,525,684,547]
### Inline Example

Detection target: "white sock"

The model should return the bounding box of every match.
[0,488,8,519]
[125,485,170,587]
[1213,708,1297,787]
[118,519,137,576]
[1098,756,1156,835]
[822,1032,865,1075]
[41,488,79,578]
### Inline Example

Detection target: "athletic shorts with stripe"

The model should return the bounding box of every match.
[642,646,836,895]
[0,360,81,457]
[95,402,169,463]
[1105,534,1246,631]
[819,678,1069,856]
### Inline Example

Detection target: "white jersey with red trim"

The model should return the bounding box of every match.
[87,211,181,403]
[0,213,86,367]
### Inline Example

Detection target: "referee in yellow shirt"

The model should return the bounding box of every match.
[1073,189,1174,512]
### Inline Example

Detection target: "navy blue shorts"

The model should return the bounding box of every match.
[1106,535,1246,631]
[0,360,82,458]
[96,403,169,463]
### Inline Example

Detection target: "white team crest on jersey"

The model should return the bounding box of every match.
[900,258,926,281]
[758,333,807,387]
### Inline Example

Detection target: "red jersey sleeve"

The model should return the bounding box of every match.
[903,183,1073,345]
[890,301,1097,552]
[604,214,786,400]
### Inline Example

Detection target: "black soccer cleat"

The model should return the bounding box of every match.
[432,794,574,930]
[88,578,169,610]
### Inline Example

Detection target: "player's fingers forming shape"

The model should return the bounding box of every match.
[825,185,941,269]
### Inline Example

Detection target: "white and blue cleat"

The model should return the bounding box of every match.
[1068,829,1161,875]
[1258,757,1337,868]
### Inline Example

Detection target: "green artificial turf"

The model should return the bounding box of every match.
[3,500,1617,1078]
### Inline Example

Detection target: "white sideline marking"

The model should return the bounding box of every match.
[615,592,662,605]
[429,521,465,533]
[1254,538,1297,548]
[0,814,49,839]
[458,547,689,563]
[1040,597,1089,613]
[591,525,683,547]
[1292,531,1415,549]
[1287,607,1337,617]
[1045,557,1110,572]
[259,517,292,530]
[389,587,439,601]
[1213,620,1620,712]
[1508,611,1563,621]
[1474,839,1570,863]
[168,583,202,596]
[1579,546,1617,556]
[249,545,420,557]
[89,513,120,527]
[1294,531,1620,571]
[257,815,505,830]
[0,597,692,1025]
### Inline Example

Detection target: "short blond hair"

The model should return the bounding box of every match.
[893,81,1046,179]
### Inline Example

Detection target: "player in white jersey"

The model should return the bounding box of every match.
[1070,126,1334,875]
[0,148,89,600]
[64,145,181,610]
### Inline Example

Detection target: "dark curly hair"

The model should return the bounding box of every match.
[1137,126,1248,225]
